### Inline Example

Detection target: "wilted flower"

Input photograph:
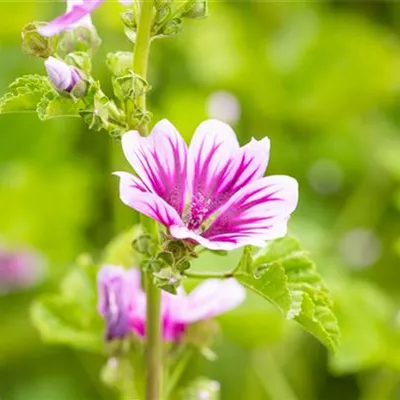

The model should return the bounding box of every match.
[115,119,298,251]
[0,248,45,294]
[97,266,246,341]
[45,56,85,96]
[39,0,130,37]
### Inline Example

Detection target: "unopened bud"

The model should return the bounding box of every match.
[65,52,92,75]
[182,0,208,19]
[58,25,101,55]
[106,52,133,77]
[45,56,86,97]
[21,22,57,58]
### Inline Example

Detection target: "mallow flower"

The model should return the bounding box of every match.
[97,266,245,341]
[39,0,130,37]
[115,119,299,251]
[45,56,84,94]
[0,248,45,294]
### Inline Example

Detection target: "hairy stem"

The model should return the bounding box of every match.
[184,270,236,279]
[132,1,163,400]
[133,0,153,135]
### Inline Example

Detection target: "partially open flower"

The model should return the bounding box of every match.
[115,119,298,251]
[38,0,130,37]
[97,266,245,342]
[45,56,85,96]
[97,266,140,341]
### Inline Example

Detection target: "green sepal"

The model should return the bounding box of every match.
[112,73,150,102]
[182,0,208,19]
[153,18,183,39]
[106,51,133,77]
[65,52,92,75]
[234,236,340,352]
[21,22,58,58]
[58,25,101,56]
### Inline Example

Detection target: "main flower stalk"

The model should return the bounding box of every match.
[132,1,163,400]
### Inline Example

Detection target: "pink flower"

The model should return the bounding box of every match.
[45,56,83,92]
[38,0,129,37]
[0,249,45,294]
[97,266,246,341]
[115,119,298,251]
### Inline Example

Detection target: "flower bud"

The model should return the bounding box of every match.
[58,25,101,56]
[182,0,208,19]
[106,52,133,77]
[21,22,57,59]
[45,56,86,97]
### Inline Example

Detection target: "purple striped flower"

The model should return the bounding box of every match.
[38,0,130,37]
[97,266,245,341]
[115,119,299,251]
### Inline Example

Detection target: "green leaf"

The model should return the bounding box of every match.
[30,261,104,353]
[0,75,52,114]
[36,91,82,120]
[234,236,340,352]
[101,225,143,267]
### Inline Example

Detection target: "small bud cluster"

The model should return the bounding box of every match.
[132,234,195,294]
[16,0,209,138]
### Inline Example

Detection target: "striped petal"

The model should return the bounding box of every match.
[179,279,246,323]
[114,171,184,228]
[39,0,102,37]
[121,120,188,217]
[200,176,298,250]
[187,120,270,229]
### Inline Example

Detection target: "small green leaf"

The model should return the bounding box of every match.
[30,261,104,353]
[234,236,340,352]
[36,91,83,120]
[0,75,51,114]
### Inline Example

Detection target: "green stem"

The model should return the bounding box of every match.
[132,2,163,400]
[146,272,163,400]
[132,0,153,135]
[184,270,236,279]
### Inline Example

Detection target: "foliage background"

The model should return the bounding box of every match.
[1,1,400,399]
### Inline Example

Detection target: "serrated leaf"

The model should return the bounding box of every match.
[36,91,82,120]
[30,262,104,353]
[234,236,340,352]
[0,75,52,114]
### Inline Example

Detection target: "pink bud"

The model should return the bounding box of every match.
[45,56,82,93]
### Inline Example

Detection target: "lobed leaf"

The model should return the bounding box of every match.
[234,236,340,352]
[0,75,51,114]
[36,91,82,121]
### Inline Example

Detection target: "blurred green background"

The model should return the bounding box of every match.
[1,1,400,399]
